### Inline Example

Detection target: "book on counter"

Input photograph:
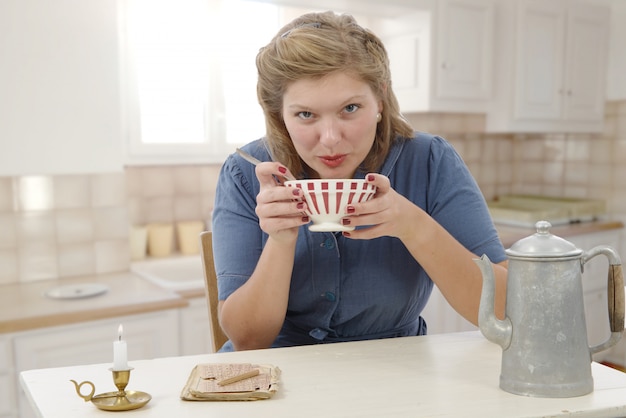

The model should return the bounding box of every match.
[180,363,280,401]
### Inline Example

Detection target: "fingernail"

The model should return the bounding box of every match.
[342,231,351,237]
[346,206,355,214]
[296,202,305,210]
[367,174,375,182]
[292,188,300,196]
[302,216,310,223]
[278,166,287,174]
[342,218,351,226]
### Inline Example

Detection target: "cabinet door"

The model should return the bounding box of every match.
[562,2,609,122]
[436,0,494,100]
[179,297,213,355]
[513,0,565,120]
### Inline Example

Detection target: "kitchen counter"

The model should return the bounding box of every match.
[0,272,188,334]
[21,331,626,418]
[496,219,624,248]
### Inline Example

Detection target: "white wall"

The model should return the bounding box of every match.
[0,0,124,176]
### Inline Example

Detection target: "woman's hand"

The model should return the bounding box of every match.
[254,162,308,243]
[340,173,423,243]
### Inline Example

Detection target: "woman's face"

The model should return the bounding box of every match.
[281,72,382,179]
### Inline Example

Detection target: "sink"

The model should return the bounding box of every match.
[131,255,204,291]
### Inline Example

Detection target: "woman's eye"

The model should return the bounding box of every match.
[297,111,313,119]
[344,104,360,113]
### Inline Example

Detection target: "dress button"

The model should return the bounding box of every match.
[324,291,336,302]
[322,238,335,249]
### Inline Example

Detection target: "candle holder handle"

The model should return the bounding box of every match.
[70,379,96,402]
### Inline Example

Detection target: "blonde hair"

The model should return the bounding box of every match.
[256,11,413,176]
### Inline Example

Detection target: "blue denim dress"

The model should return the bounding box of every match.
[212,133,506,351]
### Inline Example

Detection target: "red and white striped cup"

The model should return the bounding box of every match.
[285,179,377,232]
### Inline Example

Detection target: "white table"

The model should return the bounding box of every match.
[20,332,626,417]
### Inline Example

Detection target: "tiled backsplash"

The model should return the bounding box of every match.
[0,173,129,284]
[1,100,625,285]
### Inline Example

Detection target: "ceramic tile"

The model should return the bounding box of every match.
[0,213,17,250]
[463,138,482,162]
[16,212,56,243]
[543,137,567,162]
[614,139,626,163]
[94,239,130,274]
[481,138,498,163]
[57,243,96,277]
[496,162,513,184]
[53,175,90,209]
[517,138,545,161]
[18,241,58,282]
[126,197,146,225]
[588,164,612,188]
[564,162,589,186]
[124,167,144,197]
[55,209,94,244]
[589,138,612,164]
[92,207,129,240]
[173,166,202,195]
[200,165,221,195]
[465,114,486,133]
[173,195,202,221]
[543,162,564,185]
[495,138,514,162]
[518,161,544,183]
[0,178,14,212]
[91,173,126,208]
[0,249,18,285]
[144,196,174,223]
[565,137,591,162]
[141,167,174,197]
[15,176,54,211]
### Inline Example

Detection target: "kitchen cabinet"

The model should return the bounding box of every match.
[0,336,15,418]
[178,297,213,355]
[607,0,626,100]
[487,0,610,133]
[9,310,179,418]
[377,0,494,113]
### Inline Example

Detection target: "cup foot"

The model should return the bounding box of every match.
[308,223,355,232]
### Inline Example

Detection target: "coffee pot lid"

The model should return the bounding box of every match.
[505,220,583,258]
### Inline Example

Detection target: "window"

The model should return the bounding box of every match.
[121,0,279,163]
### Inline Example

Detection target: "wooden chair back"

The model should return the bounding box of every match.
[199,231,228,352]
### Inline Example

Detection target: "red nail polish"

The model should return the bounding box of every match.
[302,216,310,223]
[297,202,305,210]
[346,206,355,214]
[342,218,351,226]
[342,231,351,237]
[278,166,287,174]
[367,174,375,182]
[292,189,300,196]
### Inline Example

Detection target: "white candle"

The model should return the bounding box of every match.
[113,324,128,370]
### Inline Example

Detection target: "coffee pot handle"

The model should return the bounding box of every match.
[585,246,625,354]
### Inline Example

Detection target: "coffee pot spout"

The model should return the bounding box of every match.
[475,254,512,350]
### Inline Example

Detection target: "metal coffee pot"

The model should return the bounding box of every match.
[475,221,624,397]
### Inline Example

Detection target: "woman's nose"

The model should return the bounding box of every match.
[319,118,341,147]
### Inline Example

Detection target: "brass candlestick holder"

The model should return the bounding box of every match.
[71,367,151,411]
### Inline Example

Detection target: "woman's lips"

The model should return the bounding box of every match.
[319,154,346,168]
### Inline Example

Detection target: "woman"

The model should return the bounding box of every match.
[212,11,508,351]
